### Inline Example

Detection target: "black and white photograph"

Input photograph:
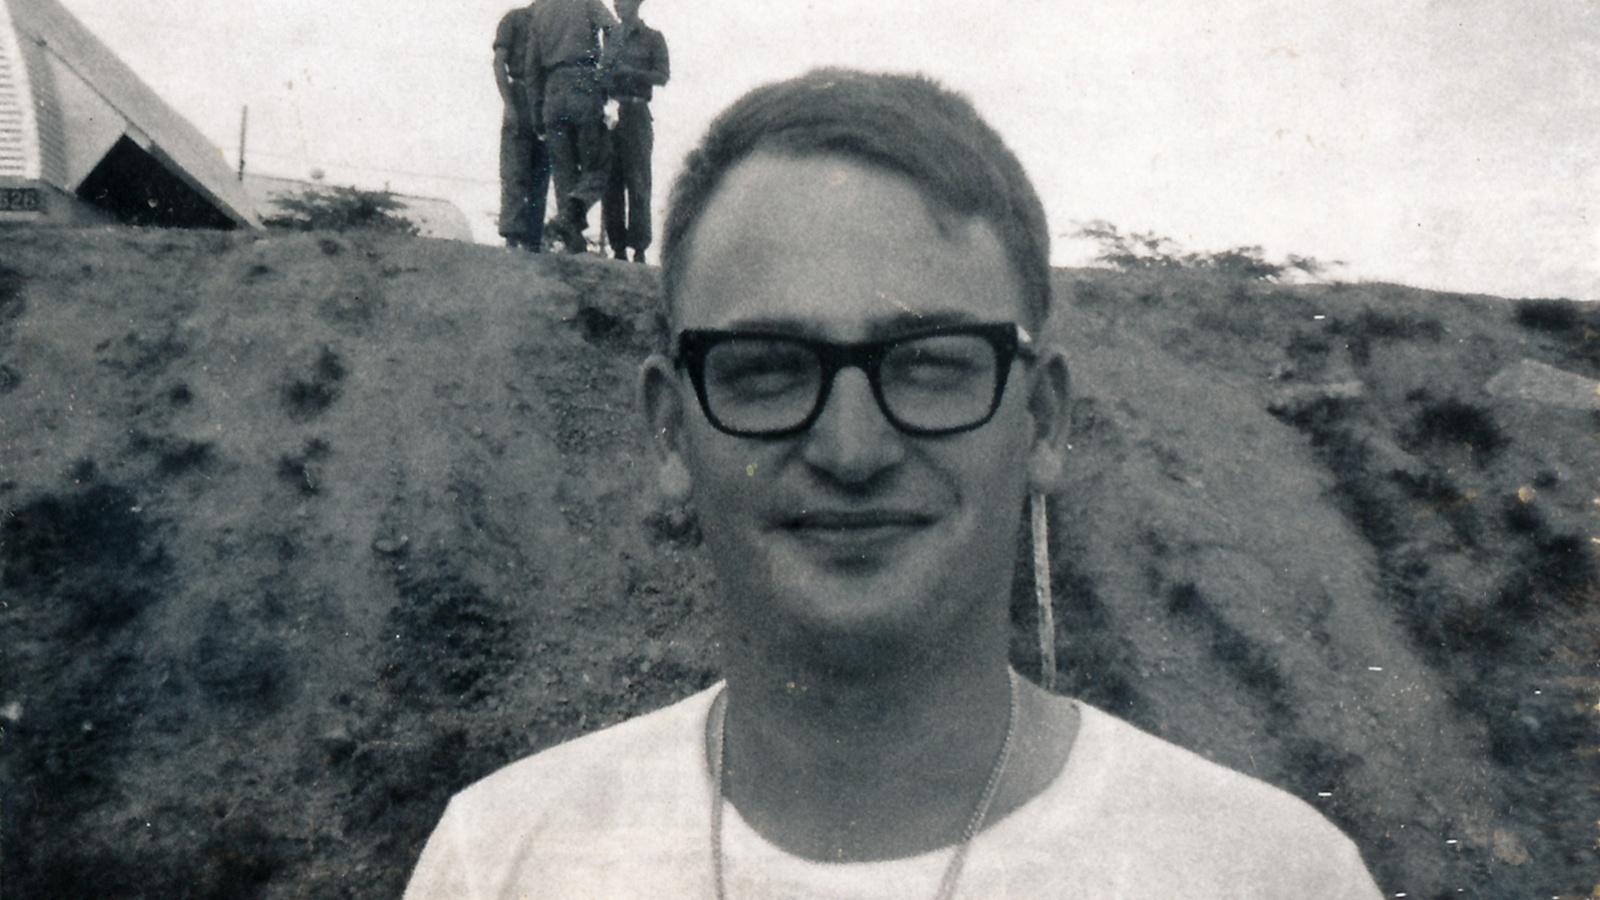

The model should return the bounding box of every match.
[1,1,1596,897]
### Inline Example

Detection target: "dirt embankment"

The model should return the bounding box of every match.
[1,226,1595,898]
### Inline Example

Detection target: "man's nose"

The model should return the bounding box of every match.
[801,368,904,484]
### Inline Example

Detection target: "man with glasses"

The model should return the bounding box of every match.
[405,68,1383,898]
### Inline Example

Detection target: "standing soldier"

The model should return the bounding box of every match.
[527,0,618,252]
[493,2,549,251]
[600,0,669,264]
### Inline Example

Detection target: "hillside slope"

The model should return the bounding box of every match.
[1,226,1595,898]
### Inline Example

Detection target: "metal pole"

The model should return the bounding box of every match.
[237,105,249,181]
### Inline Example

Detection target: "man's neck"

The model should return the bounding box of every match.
[715,624,1026,862]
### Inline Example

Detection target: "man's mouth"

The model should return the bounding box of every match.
[777,509,935,546]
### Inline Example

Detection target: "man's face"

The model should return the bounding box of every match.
[616,0,642,22]
[644,153,1065,669]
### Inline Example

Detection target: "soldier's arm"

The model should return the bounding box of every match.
[493,47,516,105]
[645,29,669,86]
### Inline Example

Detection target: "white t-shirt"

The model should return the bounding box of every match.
[404,685,1383,899]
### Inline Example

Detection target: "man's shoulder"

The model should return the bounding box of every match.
[586,0,619,25]
[639,22,668,49]
[448,684,719,827]
[494,6,525,41]
[1073,704,1336,832]
[1051,704,1378,894]
[531,0,608,24]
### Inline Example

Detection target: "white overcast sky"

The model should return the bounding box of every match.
[56,0,1600,300]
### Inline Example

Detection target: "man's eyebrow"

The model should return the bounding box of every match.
[714,311,984,338]
[717,316,816,334]
[865,310,980,337]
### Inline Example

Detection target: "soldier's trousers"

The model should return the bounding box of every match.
[603,100,653,254]
[543,67,609,235]
[498,109,550,247]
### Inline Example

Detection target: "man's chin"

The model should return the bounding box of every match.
[767,567,933,644]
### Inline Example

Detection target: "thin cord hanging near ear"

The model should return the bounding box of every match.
[1031,491,1056,691]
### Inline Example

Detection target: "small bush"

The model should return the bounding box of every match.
[1166,582,1290,716]
[1393,469,1479,547]
[1331,309,1444,366]
[1,484,155,594]
[1513,298,1584,333]
[382,558,518,705]
[155,439,215,477]
[1405,399,1509,464]
[281,347,347,420]
[277,438,332,496]
[1343,309,1444,342]
[1072,220,1336,281]
[1501,495,1543,535]
[0,265,25,327]
[262,186,420,235]
[192,621,294,711]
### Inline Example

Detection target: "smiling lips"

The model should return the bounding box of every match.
[778,509,935,549]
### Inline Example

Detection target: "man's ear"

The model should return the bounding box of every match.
[1025,347,1071,493]
[639,353,692,502]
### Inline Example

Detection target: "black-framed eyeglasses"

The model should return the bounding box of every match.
[673,322,1036,439]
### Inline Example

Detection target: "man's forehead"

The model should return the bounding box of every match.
[673,153,1024,333]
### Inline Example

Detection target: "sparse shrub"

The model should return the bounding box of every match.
[571,303,632,346]
[192,610,294,711]
[262,185,420,235]
[1,485,157,594]
[1404,398,1508,464]
[277,438,332,496]
[1342,309,1444,342]
[1485,694,1593,767]
[1393,468,1480,548]
[1280,329,1331,360]
[382,558,517,705]
[1501,494,1543,535]
[1513,298,1584,333]
[1495,534,1593,619]
[1331,309,1443,366]
[1281,736,1359,809]
[69,457,98,484]
[1072,220,1338,281]
[1206,246,1285,281]
[0,265,25,330]
[191,820,298,896]
[1166,582,1291,716]
[282,347,347,420]
[156,439,215,476]
[1271,399,1405,550]
[1194,305,1269,340]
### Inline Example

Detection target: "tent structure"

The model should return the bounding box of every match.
[0,0,259,228]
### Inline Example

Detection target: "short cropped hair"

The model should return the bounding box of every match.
[659,68,1053,330]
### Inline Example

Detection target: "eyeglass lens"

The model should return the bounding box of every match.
[701,333,1002,434]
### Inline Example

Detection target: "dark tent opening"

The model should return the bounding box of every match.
[75,136,238,230]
